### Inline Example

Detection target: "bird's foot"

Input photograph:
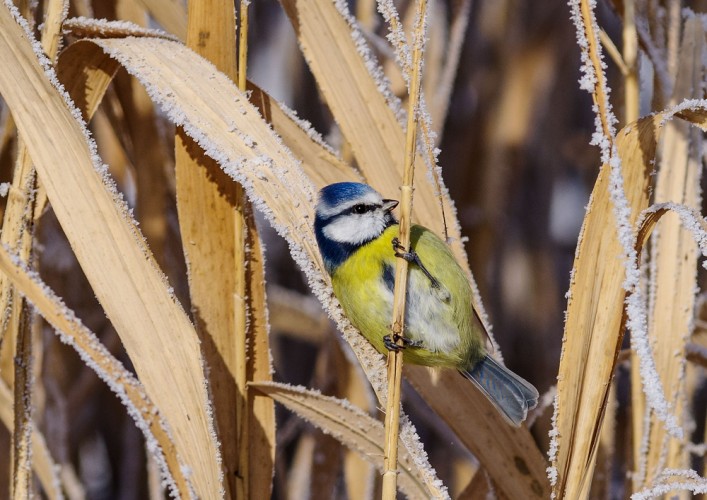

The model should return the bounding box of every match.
[391,237,441,289]
[383,334,425,352]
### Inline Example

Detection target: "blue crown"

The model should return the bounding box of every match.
[318,182,377,209]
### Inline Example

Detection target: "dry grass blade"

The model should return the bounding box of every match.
[552,103,707,498]
[244,236,276,500]
[552,114,654,499]
[56,41,121,121]
[250,381,442,499]
[248,84,359,188]
[236,5,277,496]
[12,300,31,498]
[40,0,68,60]
[0,6,221,496]
[0,244,192,495]
[62,17,179,40]
[636,16,704,490]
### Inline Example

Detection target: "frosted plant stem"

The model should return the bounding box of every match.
[236,2,251,497]
[382,1,427,498]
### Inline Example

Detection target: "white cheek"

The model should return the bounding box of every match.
[323,215,386,245]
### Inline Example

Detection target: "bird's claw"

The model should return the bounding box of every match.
[383,334,425,352]
[391,237,413,261]
[390,237,441,289]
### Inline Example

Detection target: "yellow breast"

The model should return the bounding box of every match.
[331,225,485,369]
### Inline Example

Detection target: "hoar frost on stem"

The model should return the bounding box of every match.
[546,394,560,490]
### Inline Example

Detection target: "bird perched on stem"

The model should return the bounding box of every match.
[314,182,538,426]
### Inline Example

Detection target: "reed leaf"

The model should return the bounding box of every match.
[0,6,221,496]
[251,381,441,499]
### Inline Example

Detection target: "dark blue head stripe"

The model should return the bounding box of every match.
[319,182,376,208]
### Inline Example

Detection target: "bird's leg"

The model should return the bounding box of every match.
[391,237,441,289]
[383,334,425,351]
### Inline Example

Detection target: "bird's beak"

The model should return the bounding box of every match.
[382,199,399,213]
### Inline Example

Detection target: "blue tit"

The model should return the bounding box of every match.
[314,182,538,426]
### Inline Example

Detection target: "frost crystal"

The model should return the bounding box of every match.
[546,394,560,488]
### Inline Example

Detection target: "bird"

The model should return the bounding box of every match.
[314,182,538,426]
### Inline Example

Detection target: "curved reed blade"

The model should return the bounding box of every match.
[250,381,442,499]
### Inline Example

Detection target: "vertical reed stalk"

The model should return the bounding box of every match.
[382,1,427,497]
[238,1,249,92]
[236,2,250,497]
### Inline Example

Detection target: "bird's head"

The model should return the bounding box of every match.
[314,182,398,273]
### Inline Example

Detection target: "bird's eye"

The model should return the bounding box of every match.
[353,204,369,214]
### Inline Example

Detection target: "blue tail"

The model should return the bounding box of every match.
[461,355,539,427]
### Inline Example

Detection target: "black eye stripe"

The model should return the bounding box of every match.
[348,203,378,215]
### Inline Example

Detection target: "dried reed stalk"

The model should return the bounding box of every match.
[383,1,427,496]
[2,3,68,495]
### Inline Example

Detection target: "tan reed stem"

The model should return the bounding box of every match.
[382,1,428,497]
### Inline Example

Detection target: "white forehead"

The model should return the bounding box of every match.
[316,190,383,218]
